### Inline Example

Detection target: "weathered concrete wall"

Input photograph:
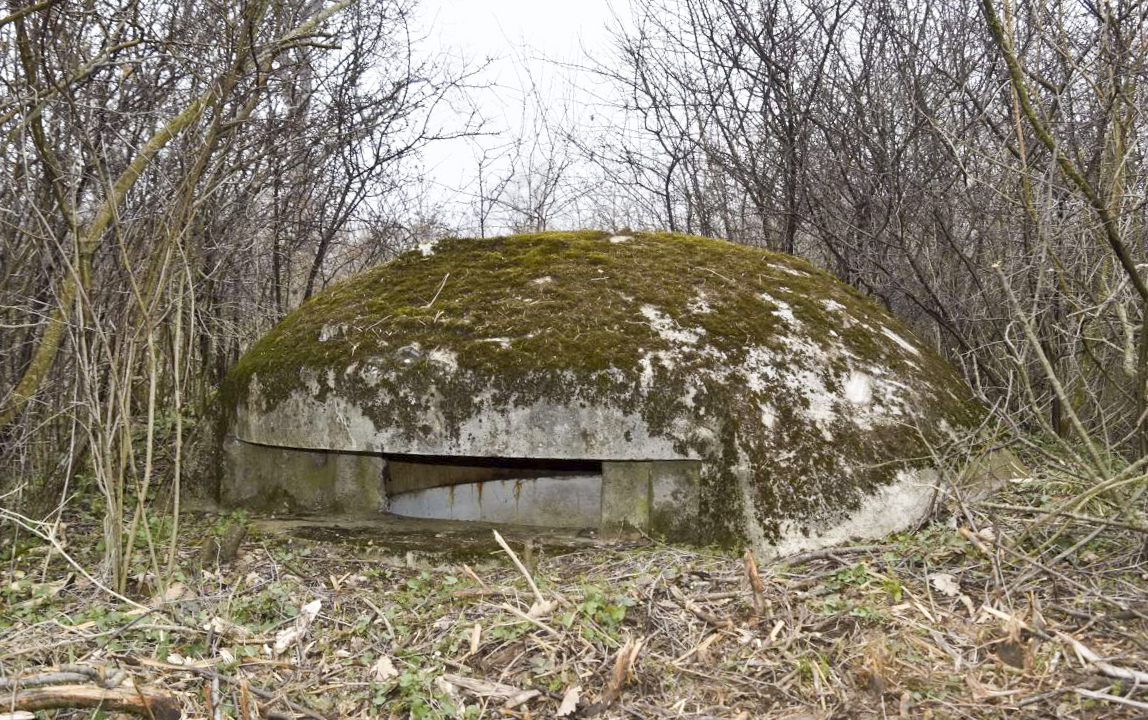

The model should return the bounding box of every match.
[385,458,595,495]
[222,438,385,514]
[766,468,938,557]
[598,461,701,539]
[234,385,690,461]
[388,474,602,528]
[600,462,650,531]
[650,461,701,541]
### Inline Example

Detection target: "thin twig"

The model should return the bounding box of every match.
[1074,688,1148,711]
[492,530,546,607]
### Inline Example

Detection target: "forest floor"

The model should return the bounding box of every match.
[1,475,1147,720]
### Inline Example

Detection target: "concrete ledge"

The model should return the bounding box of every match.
[222,438,385,514]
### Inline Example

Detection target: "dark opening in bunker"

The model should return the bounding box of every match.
[383,454,604,528]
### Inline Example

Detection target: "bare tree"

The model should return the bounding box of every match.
[589,0,1148,465]
[0,0,478,588]
[457,50,589,236]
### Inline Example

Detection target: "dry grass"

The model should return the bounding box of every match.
[1,479,1146,719]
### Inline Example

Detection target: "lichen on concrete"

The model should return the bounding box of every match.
[220,231,983,555]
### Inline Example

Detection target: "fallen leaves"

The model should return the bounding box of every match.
[272,599,322,656]
[556,684,581,716]
[930,573,961,598]
[5,502,1148,720]
[929,572,977,616]
[371,656,398,682]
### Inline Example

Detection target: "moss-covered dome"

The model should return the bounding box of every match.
[221,231,981,554]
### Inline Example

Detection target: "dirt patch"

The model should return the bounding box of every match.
[252,513,605,566]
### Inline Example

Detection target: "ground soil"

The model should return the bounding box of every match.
[1,480,1146,719]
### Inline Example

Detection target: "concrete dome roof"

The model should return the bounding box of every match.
[222,231,981,553]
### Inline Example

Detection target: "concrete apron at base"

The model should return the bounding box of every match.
[222,437,702,541]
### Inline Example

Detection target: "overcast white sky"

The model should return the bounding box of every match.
[427,0,617,64]
[415,0,625,233]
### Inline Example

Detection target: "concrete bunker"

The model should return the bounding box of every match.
[215,231,984,556]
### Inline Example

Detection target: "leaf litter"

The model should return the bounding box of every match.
[0,478,1146,719]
